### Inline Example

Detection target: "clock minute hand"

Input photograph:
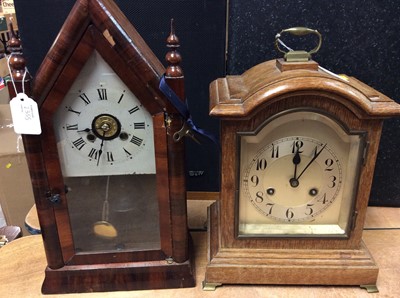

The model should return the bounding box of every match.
[296,143,327,181]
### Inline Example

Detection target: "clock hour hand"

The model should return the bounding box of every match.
[289,149,301,187]
[97,131,106,166]
[296,143,327,181]
[77,128,91,133]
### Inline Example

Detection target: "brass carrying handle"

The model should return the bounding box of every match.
[275,27,322,56]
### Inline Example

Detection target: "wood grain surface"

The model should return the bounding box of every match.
[14,0,195,293]
[205,57,400,287]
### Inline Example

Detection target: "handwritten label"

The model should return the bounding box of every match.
[10,93,42,135]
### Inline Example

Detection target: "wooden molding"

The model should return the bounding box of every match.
[187,191,219,201]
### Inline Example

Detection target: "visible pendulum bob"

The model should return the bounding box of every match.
[93,176,117,239]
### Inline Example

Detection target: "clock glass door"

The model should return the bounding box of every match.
[53,51,160,252]
[238,110,365,237]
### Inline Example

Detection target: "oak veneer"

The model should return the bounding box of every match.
[204,58,400,289]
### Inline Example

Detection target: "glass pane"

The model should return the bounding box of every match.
[65,175,160,252]
[238,111,364,237]
[52,51,160,252]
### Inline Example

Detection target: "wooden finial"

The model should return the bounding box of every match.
[166,19,180,47]
[165,19,183,78]
[7,22,31,96]
[7,22,22,53]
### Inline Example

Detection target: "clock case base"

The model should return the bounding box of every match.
[42,258,195,294]
[204,202,378,288]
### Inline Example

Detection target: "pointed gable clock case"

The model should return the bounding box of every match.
[19,0,194,293]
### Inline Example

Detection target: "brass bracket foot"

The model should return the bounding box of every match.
[360,284,379,293]
[202,281,222,291]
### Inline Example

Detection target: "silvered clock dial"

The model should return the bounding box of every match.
[238,110,364,236]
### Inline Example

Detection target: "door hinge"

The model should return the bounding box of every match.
[351,210,359,231]
[362,141,369,166]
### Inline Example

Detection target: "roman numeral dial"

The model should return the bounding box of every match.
[55,81,155,177]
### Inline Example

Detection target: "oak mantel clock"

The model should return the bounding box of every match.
[203,28,400,291]
[12,0,194,293]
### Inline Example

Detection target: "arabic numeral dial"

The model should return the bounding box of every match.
[243,136,342,222]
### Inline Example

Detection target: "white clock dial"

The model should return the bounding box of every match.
[54,51,155,177]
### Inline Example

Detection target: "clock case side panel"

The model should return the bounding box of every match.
[19,0,91,270]
[162,77,192,265]
[216,93,383,250]
[8,90,66,270]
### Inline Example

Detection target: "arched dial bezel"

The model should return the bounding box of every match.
[237,109,366,237]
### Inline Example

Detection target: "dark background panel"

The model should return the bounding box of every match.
[14,0,226,192]
[13,0,400,206]
[227,0,400,206]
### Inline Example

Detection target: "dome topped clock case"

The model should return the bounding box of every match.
[203,43,400,289]
[19,0,194,293]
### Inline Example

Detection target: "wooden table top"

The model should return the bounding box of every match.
[1,207,400,297]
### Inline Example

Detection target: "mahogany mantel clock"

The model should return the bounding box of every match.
[203,28,400,291]
[13,0,194,293]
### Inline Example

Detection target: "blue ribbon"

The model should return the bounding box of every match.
[159,75,219,146]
